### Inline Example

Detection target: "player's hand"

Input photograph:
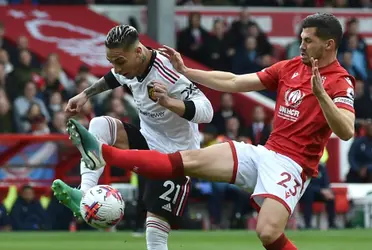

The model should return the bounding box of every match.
[310,57,326,98]
[320,188,334,200]
[65,92,88,117]
[158,45,188,74]
[152,81,170,106]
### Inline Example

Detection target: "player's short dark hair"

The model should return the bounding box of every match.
[301,13,343,49]
[105,25,139,50]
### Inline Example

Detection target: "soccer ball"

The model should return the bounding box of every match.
[80,185,125,229]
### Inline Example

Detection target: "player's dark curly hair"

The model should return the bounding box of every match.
[105,24,139,50]
[301,13,343,49]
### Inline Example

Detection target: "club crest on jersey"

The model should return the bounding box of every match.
[147,85,157,102]
[284,88,305,108]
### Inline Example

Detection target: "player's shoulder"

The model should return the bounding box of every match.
[153,51,181,85]
[324,60,355,87]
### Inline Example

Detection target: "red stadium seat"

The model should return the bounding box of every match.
[299,202,325,228]
[312,202,326,213]
[332,187,349,214]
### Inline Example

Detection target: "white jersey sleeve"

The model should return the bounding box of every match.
[169,75,213,124]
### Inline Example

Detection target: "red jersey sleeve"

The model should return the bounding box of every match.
[256,60,289,91]
[329,75,355,113]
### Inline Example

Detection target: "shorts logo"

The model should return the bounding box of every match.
[278,88,304,122]
[162,203,172,212]
[284,88,305,108]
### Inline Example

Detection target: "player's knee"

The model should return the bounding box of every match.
[256,223,282,245]
[88,116,108,133]
[180,150,203,172]
[88,116,117,145]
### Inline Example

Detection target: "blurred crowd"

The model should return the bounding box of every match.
[0,21,139,135]
[1,0,372,7]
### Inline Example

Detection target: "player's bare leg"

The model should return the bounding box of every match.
[67,118,234,184]
[256,199,297,249]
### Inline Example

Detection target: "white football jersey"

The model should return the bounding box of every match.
[105,51,213,153]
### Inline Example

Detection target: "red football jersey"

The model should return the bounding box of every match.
[256,57,355,177]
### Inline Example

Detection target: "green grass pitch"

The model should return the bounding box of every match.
[0,230,370,250]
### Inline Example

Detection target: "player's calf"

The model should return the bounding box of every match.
[256,198,297,250]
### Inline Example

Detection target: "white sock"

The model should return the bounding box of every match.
[80,116,117,193]
[146,217,170,250]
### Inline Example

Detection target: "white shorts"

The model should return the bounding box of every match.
[228,141,310,215]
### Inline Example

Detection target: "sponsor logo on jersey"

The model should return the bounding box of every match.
[279,88,305,122]
[181,83,199,100]
[284,88,305,109]
[278,106,300,122]
[139,109,165,119]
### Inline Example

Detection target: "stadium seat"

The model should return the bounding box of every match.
[299,202,325,228]
[332,187,349,214]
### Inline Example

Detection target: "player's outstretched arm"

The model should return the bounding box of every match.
[184,69,266,93]
[159,45,266,93]
[65,77,112,116]
[83,77,111,98]
[311,58,355,140]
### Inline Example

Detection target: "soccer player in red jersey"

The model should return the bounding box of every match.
[67,13,355,250]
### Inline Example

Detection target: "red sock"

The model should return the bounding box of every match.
[101,144,184,179]
[264,234,297,250]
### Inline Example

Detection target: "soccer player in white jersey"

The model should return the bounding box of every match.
[52,25,213,250]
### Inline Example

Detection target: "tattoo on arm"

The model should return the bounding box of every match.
[83,77,110,98]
